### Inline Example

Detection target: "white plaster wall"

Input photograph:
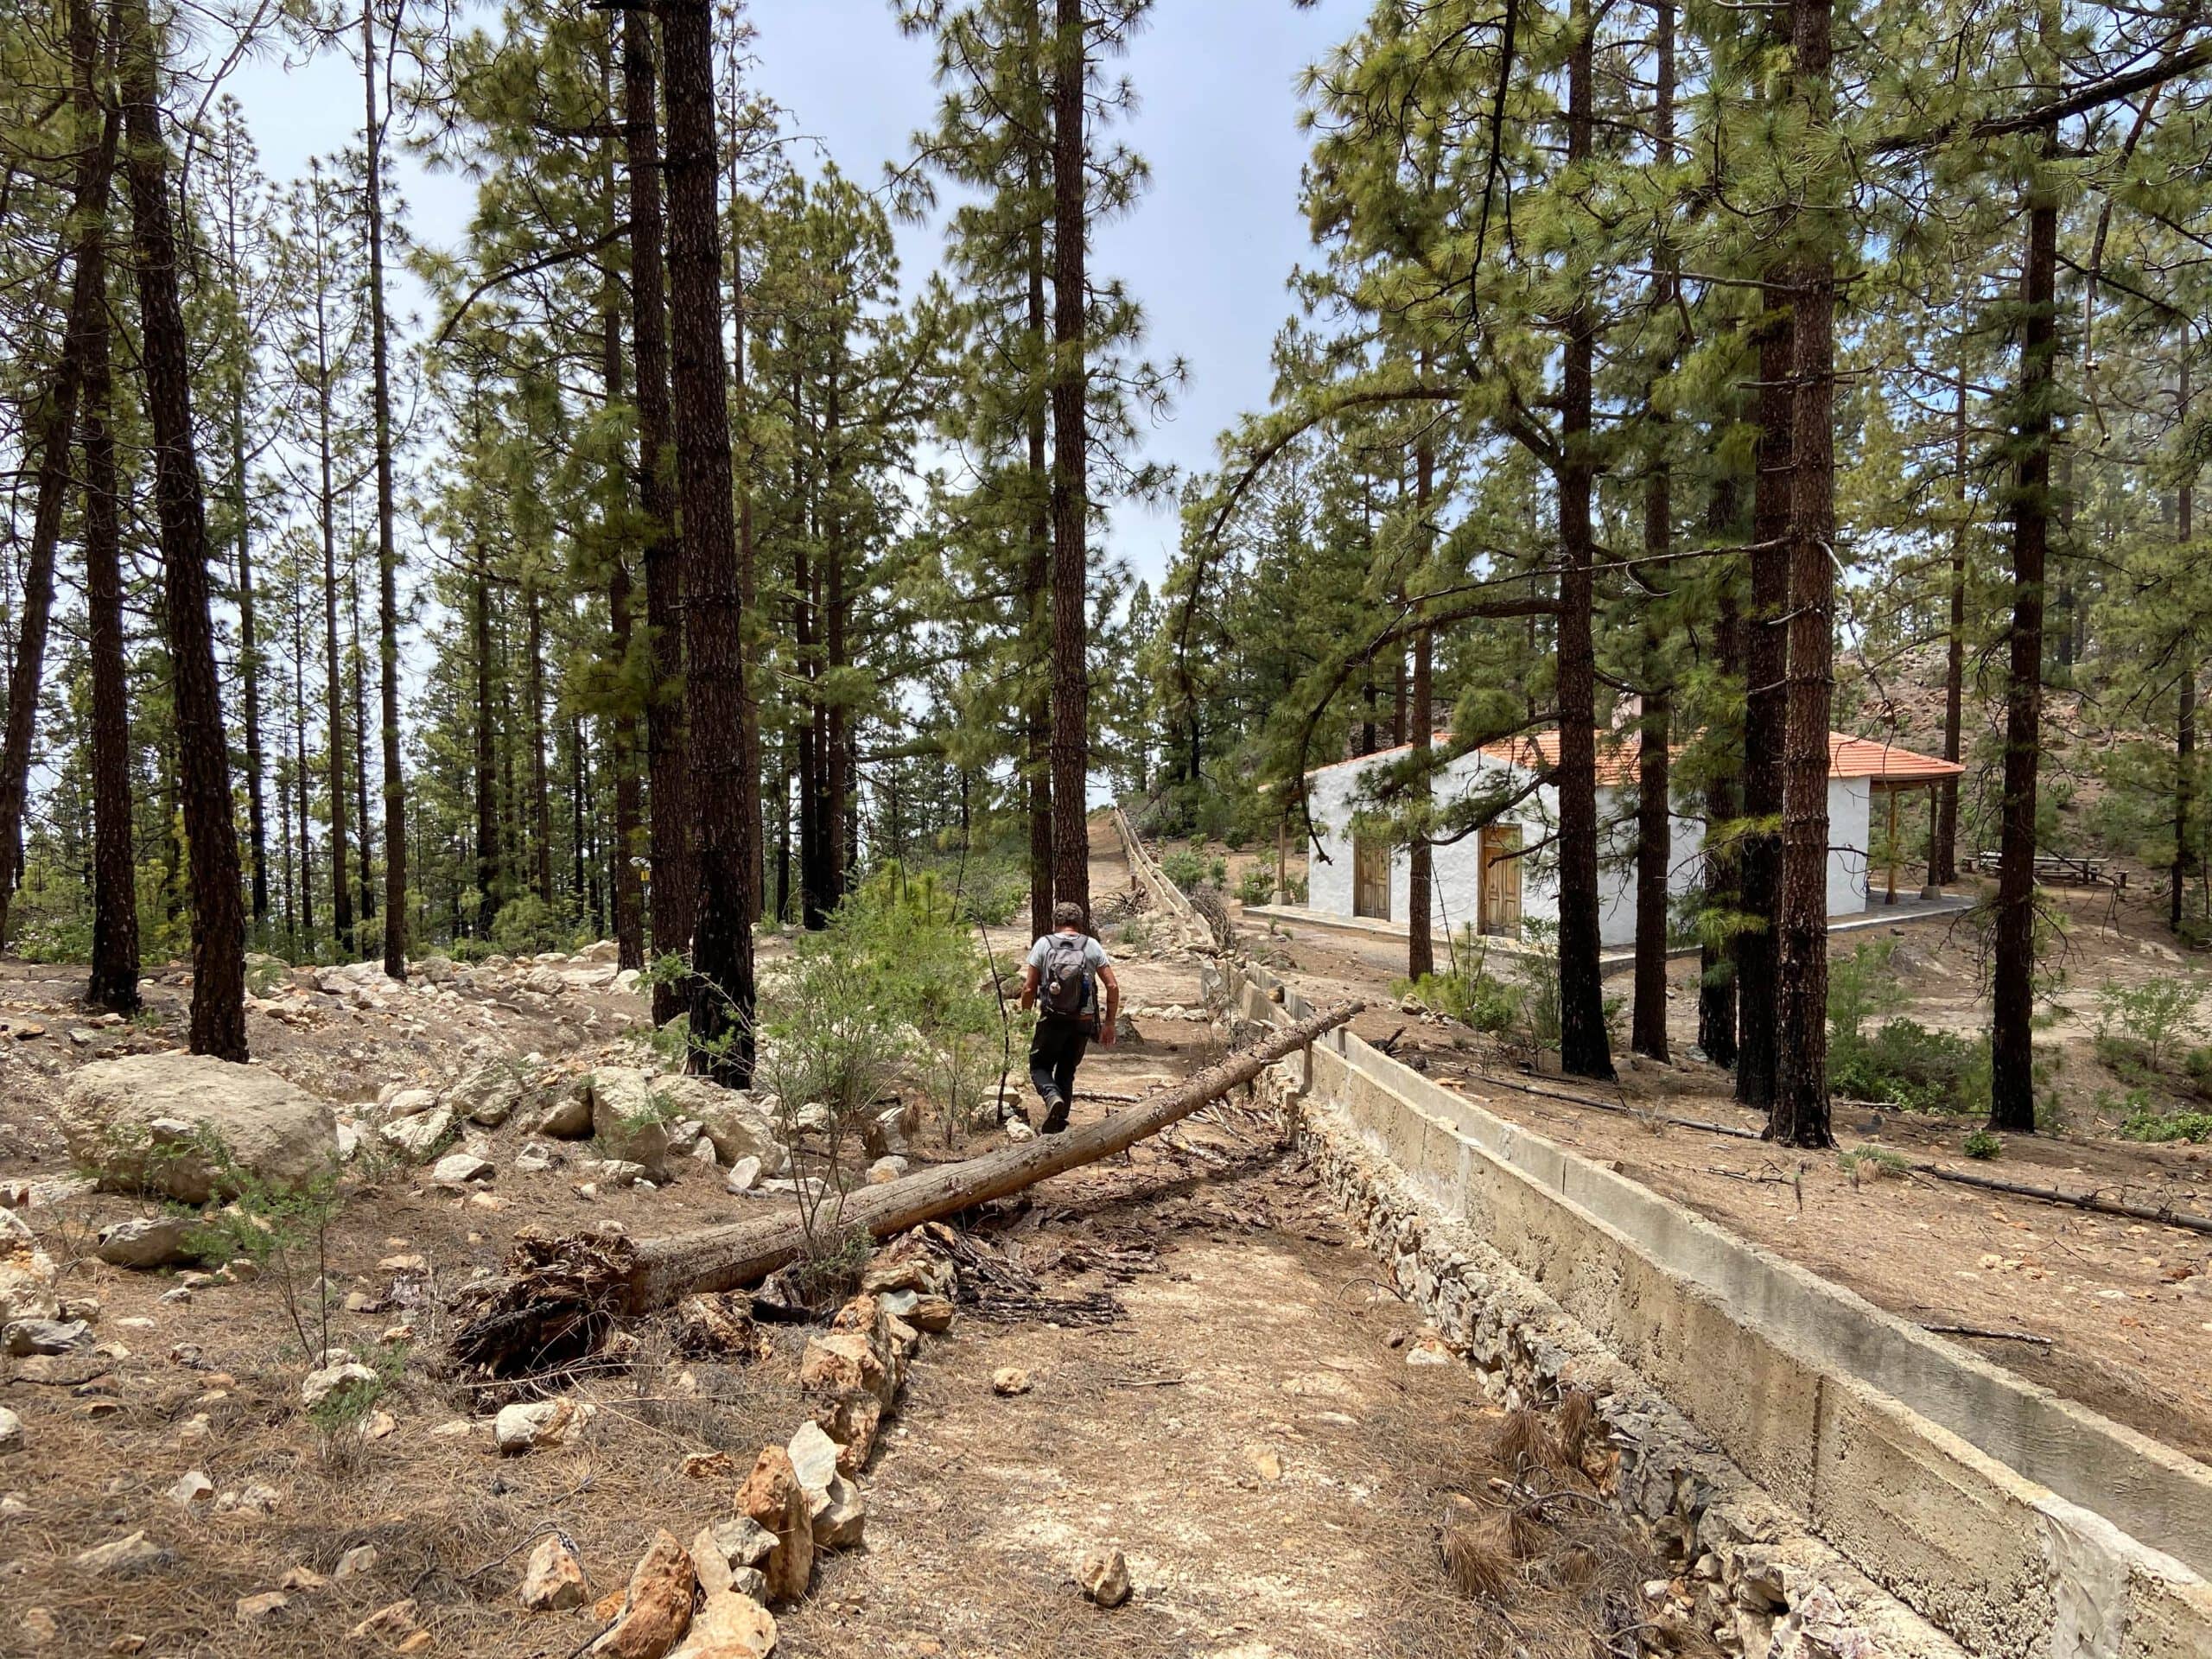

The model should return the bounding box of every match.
[1307,753,1882,941]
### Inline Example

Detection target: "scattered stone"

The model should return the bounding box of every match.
[379,1107,456,1164]
[59,1054,336,1200]
[237,1482,283,1514]
[809,1475,866,1550]
[583,1068,675,1174]
[692,1516,777,1598]
[531,1089,594,1139]
[333,1543,378,1581]
[22,1607,57,1648]
[691,1139,719,1167]
[786,1421,841,1497]
[301,1362,378,1409]
[866,1156,908,1185]
[992,1367,1031,1396]
[907,1294,955,1334]
[73,1530,169,1576]
[724,1156,763,1194]
[681,1450,736,1480]
[590,1529,694,1658]
[515,1143,558,1174]
[518,1535,588,1611]
[378,1253,429,1274]
[348,1599,418,1640]
[1005,1119,1034,1143]
[1405,1334,1452,1367]
[430,1151,494,1185]
[0,1209,59,1324]
[1078,1546,1131,1608]
[495,1396,595,1453]
[799,1332,891,1408]
[95,1215,197,1270]
[384,1087,438,1120]
[4,1318,89,1356]
[1247,1446,1283,1483]
[670,1590,778,1659]
[234,1591,288,1624]
[814,1391,883,1476]
[281,1564,327,1591]
[586,1158,649,1186]
[0,1406,22,1452]
[735,1446,813,1605]
[168,1471,214,1507]
[449,1062,529,1127]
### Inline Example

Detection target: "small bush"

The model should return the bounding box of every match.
[2117,1103,2212,1143]
[1159,848,1208,893]
[1961,1128,2003,1160]
[1237,866,1277,906]
[2092,979,2203,1071]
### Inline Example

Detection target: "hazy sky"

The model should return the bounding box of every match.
[219,0,1369,589]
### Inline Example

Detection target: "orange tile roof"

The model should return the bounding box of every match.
[1306,730,1961,785]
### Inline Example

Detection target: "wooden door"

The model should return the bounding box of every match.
[1352,831,1390,920]
[1480,823,1523,937]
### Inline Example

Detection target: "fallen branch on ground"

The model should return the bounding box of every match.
[448,1000,1359,1370]
[1919,1322,2053,1345]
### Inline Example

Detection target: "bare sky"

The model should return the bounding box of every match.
[221,0,1367,591]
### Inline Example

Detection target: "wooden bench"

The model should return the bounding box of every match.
[1970,850,2127,889]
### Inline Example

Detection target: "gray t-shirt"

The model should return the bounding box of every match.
[1027,931,1111,974]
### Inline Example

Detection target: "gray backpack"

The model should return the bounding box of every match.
[1039,934,1093,1022]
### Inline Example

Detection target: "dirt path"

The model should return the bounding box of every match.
[775,831,1652,1659]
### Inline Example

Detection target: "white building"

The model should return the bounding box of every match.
[1304,731,1962,948]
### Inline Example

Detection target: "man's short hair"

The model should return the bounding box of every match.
[1052,900,1088,931]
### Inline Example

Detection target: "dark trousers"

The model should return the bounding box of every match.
[1027,1015,1090,1134]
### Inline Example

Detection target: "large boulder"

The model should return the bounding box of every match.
[653,1077,782,1172]
[448,1063,529,1128]
[0,1210,57,1324]
[59,1055,336,1202]
[586,1068,673,1173]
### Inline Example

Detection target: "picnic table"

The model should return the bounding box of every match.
[1970,850,2127,889]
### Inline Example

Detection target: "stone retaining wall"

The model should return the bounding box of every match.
[1205,959,2212,1659]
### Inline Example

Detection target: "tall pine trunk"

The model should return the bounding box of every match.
[2174,356,2195,938]
[79,0,137,1014]
[0,67,117,945]
[1699,533,1742,1066]
[121,0,246,1057]
[1048,0,1092,921]
[664,0,756,1084]
[1768,0,1838,1147]
[1989,111,2060,1134]
[1555,0,1612,1081]
[349,559,374,925]
[623,7,696,1018]
[364,0,406,980]
[1933,340,1969,885]
[1408,413,1436,982]
[1736,293,1792,1106]
[317,313,353,957]
[1632,0,1677,1065]
[224,175,268,932]
[1025,125,1054,939]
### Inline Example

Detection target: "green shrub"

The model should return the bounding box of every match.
[2092,978,2203,1070]
[1830,1019,1985,1115]
[491,893,567,957]
[2117,1102,2212,1143]
[1962,1128,2003,1160]
[1159,848,1208,892]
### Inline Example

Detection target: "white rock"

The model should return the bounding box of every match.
[73,1530,168,1575]
[168,1471,214,1506]
[809,1473,866,1549]
[866,1156,908,1185]
[378,1107,454,1164]
[300,1363,378,1409]
[5,1319,90,1356]
[0,1406,22,1453]
[786,1420,841,1498]
[384,1087,437,1120]
[585,1159,648,1186]
[514,1143,557,1174]
[493,1397,594,1454]
[1078,1546,1131,1607]
[57,1054,336,1203]
[429,1152,493,1185]
[95,1215,197,1270]
[724,1156,763,1194]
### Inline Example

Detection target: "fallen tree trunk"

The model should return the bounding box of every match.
[626,998,1360,1310]
[450,1000,1362,1377]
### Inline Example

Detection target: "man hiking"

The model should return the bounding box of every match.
[1014,900,1121,1136]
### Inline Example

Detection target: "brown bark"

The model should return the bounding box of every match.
[1990,114,2060,1134]
[1736,293,1792,1108]
[1933,340,1970,886]
[1699,552,1741,1066]
[1769,0,1838,1148]
[1633,0,1676,1065]
[1408,422,1436,982]
[120,0,246,1058]
[349,563,373,925]
[79,3,136,1014]
[1048,0,1091,920]
[651,1001,1358,1314]
[316,269,353,956]
[219,151,269,932]
[621,7,694,1018]
[364,0,406,980]
[2175,356,2195,938]
[664,0,756,1084]
[472,533,499,938]
[601,204,645,965]
[824,363,851,909]
[1555,0,1612,1082]
[526,581,553,909]
[1026,123,1054,940]
[0,60,118,945]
